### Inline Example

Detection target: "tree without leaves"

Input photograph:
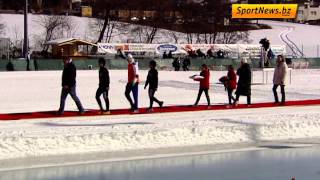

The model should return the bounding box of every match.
[130,25,158,43]
[185,31,251,44]
[0,16,5,36]
[35,15,74,51]
[145,27,158,43]
[9,25,23,58]
[218,31,251,44]
[168,32,180,44]
[89,18,116,43]
[89,0,120,52]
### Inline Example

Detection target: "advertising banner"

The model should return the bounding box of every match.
[98,43,286,58]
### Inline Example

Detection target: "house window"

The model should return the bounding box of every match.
[311,11,317,15]
[298,10,304,15]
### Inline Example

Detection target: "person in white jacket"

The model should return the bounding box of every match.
[272,55,288,105]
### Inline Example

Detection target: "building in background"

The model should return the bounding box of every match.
[45,38,97,58]
[296,1,320,23]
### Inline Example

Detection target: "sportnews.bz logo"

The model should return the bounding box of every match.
[232,4,298,19]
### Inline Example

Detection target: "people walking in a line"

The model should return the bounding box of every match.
[58,57,84,115]
[235,58,252,106]
[227,65,237,106]
[273,55,288,105]
[96,58,110,114]
[144,60,164,112]
[125,54,140,113]
[194,64,211,107]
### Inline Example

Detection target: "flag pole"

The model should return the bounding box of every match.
[24,0,30,71]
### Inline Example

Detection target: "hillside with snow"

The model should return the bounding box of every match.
[0,14,320,57]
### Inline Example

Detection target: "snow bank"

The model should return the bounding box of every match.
[0,106,320,160]
[0,69,320,160]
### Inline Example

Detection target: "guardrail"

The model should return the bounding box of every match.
[0,57,320,71]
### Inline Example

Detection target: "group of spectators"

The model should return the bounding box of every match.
[172,57,191,71]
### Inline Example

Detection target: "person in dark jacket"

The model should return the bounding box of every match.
[235,58,251,106]
[163,52,168,59]
[96,58,110,114]
[207,49,214,58]
[57,57,84,115]
[194,64,210,107]
[144,60,164,112]
[172,58,181,71]
[227,65,237,106]
[168,51,173,59]
[183,57,191,71]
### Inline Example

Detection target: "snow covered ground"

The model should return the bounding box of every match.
[249,20,320,57]
[0,69,320,163]
[1,14,319,57]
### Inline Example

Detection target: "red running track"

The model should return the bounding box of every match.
[0,99,320,121]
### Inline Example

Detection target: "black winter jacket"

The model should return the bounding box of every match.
[145,68,158,89]
[235,63,251,96]
[99,67,110,88]
[62,62,76,87]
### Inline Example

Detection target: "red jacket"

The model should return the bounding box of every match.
[227,69,237,90]
[128,63,138,83]
[200,69,210,89]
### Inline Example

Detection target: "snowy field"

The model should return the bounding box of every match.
[0,69,320,164]
[249,20,320,57]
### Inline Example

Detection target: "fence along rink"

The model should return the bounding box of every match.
[97,43,286,59]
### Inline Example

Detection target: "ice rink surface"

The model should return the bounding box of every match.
[0,69,320,164]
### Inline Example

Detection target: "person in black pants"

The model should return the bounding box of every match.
[144,60,164,112]
[96,58,110,114]
[58,57,84,115]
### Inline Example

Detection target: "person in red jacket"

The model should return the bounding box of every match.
[227,65,237,106]
[194,64,211,107]
[125,54,139,113]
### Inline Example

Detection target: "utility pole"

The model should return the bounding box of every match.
[24,0,30,71]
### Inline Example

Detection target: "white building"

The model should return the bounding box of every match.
[296,2,320,23]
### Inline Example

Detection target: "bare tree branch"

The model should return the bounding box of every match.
[35,15,74,51]
[0,16,5,36]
